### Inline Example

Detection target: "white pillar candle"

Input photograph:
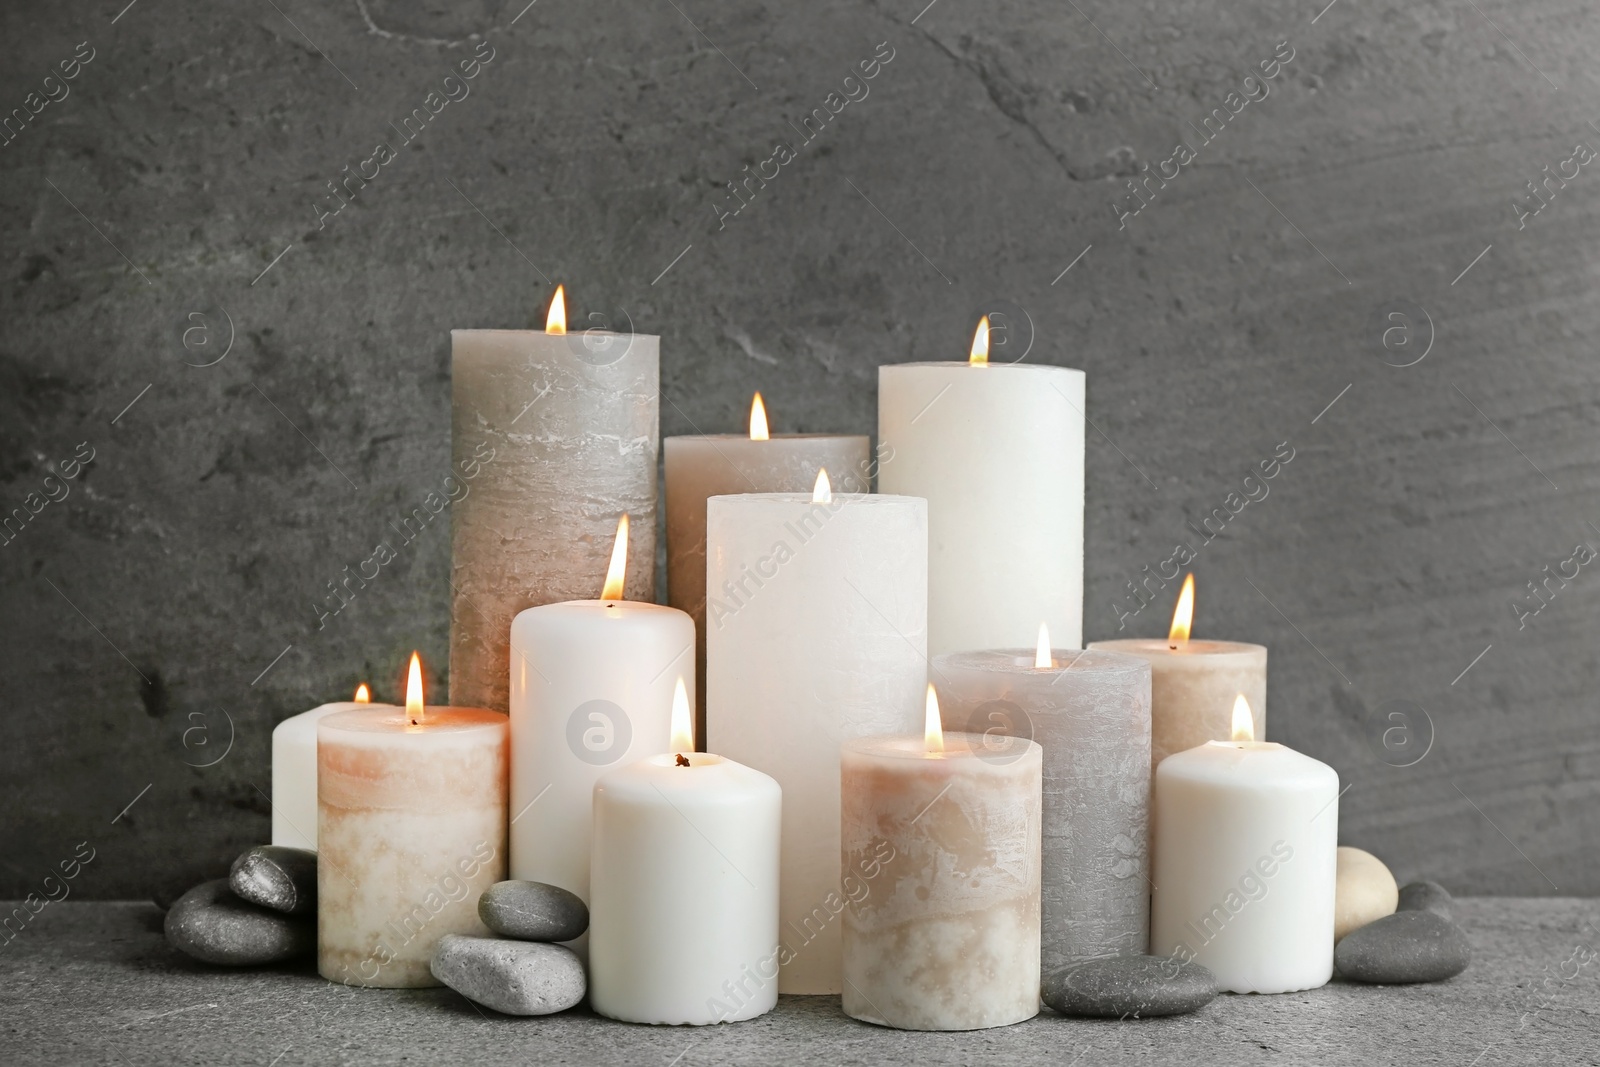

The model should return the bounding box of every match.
[451,285,659,712]
[1150,697,1338,994]
[508,515,695,932]
[877,319,1084,658]
[707,474,927,994]
[1090,575,1267,768]
[664,392,870,748]
[932,636,1150,973]
[590,681,781,1025]
[841,688,1042,1031]
[271,685,386,850]
[318,656,508,988]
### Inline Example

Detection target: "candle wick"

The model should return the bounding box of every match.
[675,753,690,767]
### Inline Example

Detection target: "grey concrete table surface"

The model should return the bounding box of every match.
[1,899,1595,1067]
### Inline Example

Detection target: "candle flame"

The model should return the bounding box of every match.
[546,284,567,335]
[353,683,370,703]
[600,514,629,601]
[812,468,832,504]
[1168,573,1195,649]
[968,315,990,366]
[1231,693,1254,742]
[924,683,944,753]
[670,676,694,755]
[405,652,424,724]
[749,392,769,441]
[1034,622,1053,669]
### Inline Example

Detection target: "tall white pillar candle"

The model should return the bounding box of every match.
[664,393,869,749]
[317,658,507,988]
[1150,698,1338,994]
[590,682,782,1025]
[451,286,659,711]
[509,516,694,931]
[707,477,927,994]
[271,687,387,850]
[841,692,1042,1031]
[878,322,1084,658]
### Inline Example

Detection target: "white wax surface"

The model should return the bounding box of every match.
[841,733,1042,1031]
[1087,638,1267,766]
[272,701,394,850]
[317,706,508,988]
[707,492,927,994]
[508,598,694,945]
[663,432,869,745]
[589,752,781,1025]
[1150,740,1338,994]
[878,361,1084,658]
[450,328,659,711]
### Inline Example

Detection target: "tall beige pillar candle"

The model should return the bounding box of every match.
[1089,575,1266,767]
[450,286,659,711]
[664,392,869,748]
[317,655,508,988]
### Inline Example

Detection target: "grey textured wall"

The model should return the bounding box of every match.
[2,0,1596,900]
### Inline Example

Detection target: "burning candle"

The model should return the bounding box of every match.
[1090,574,1268,768]
[841,686,1042,1031]
[450,285,659,711]
[933,626,1151,974]
[664,392,869,748]
[589,679,782,1025]
[317,654,508,988]
[878,318,1085,658]
[271,683,385,850]
[508,514,694,939]
[1150,696,1338,994]
[707,470,927,993]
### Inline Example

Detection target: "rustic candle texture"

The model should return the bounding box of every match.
[841,733,1042,1031]
[933,648,1151,974]
[1088,638,1266,767]
[450,329,659,711]
[317,707,508,988]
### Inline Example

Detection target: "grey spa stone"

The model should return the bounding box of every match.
[164,880,314,966]
[1396,880,1457,923]
[430,934,587,1016]
[477,880,589,942]
[1335,910,1471,983]
[229,846,317,915]
[1041,955,1218,1018]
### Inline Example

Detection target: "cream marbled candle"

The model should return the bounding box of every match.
[450,291,658,711]
[841,717,1042,1031]
[317,690,508,988]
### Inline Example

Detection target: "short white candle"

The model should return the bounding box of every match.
[1090,575,1268,768]
[590,680,781,1025]
[1150,696,1338,994]
[878,318,1084,658]
[271,684,388,850]
[841,687,1042,1031]
[508,514,694,940]
[707,472,927,994]
[317,655,508,988]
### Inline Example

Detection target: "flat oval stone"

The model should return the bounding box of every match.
[1335,910,1470,983]
[165,880,314,966]
[478,880,588,942]
[431,934,586,1015]
[1042,955,1217,1018]
[1334,846,1398,942]
[1397,880,1456,923]
[230,846,318,915]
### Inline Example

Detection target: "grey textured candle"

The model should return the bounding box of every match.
[450,326,659,711]
[932,646,1151,976]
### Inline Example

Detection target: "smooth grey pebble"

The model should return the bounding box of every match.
[230,846,318,915]
[1396,880,1456,924]
[478,880,588,942]
[1336,910,1470,983]
[164,880,314,966]
[431,934,587,1015]
[1042,955,1217,1018]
